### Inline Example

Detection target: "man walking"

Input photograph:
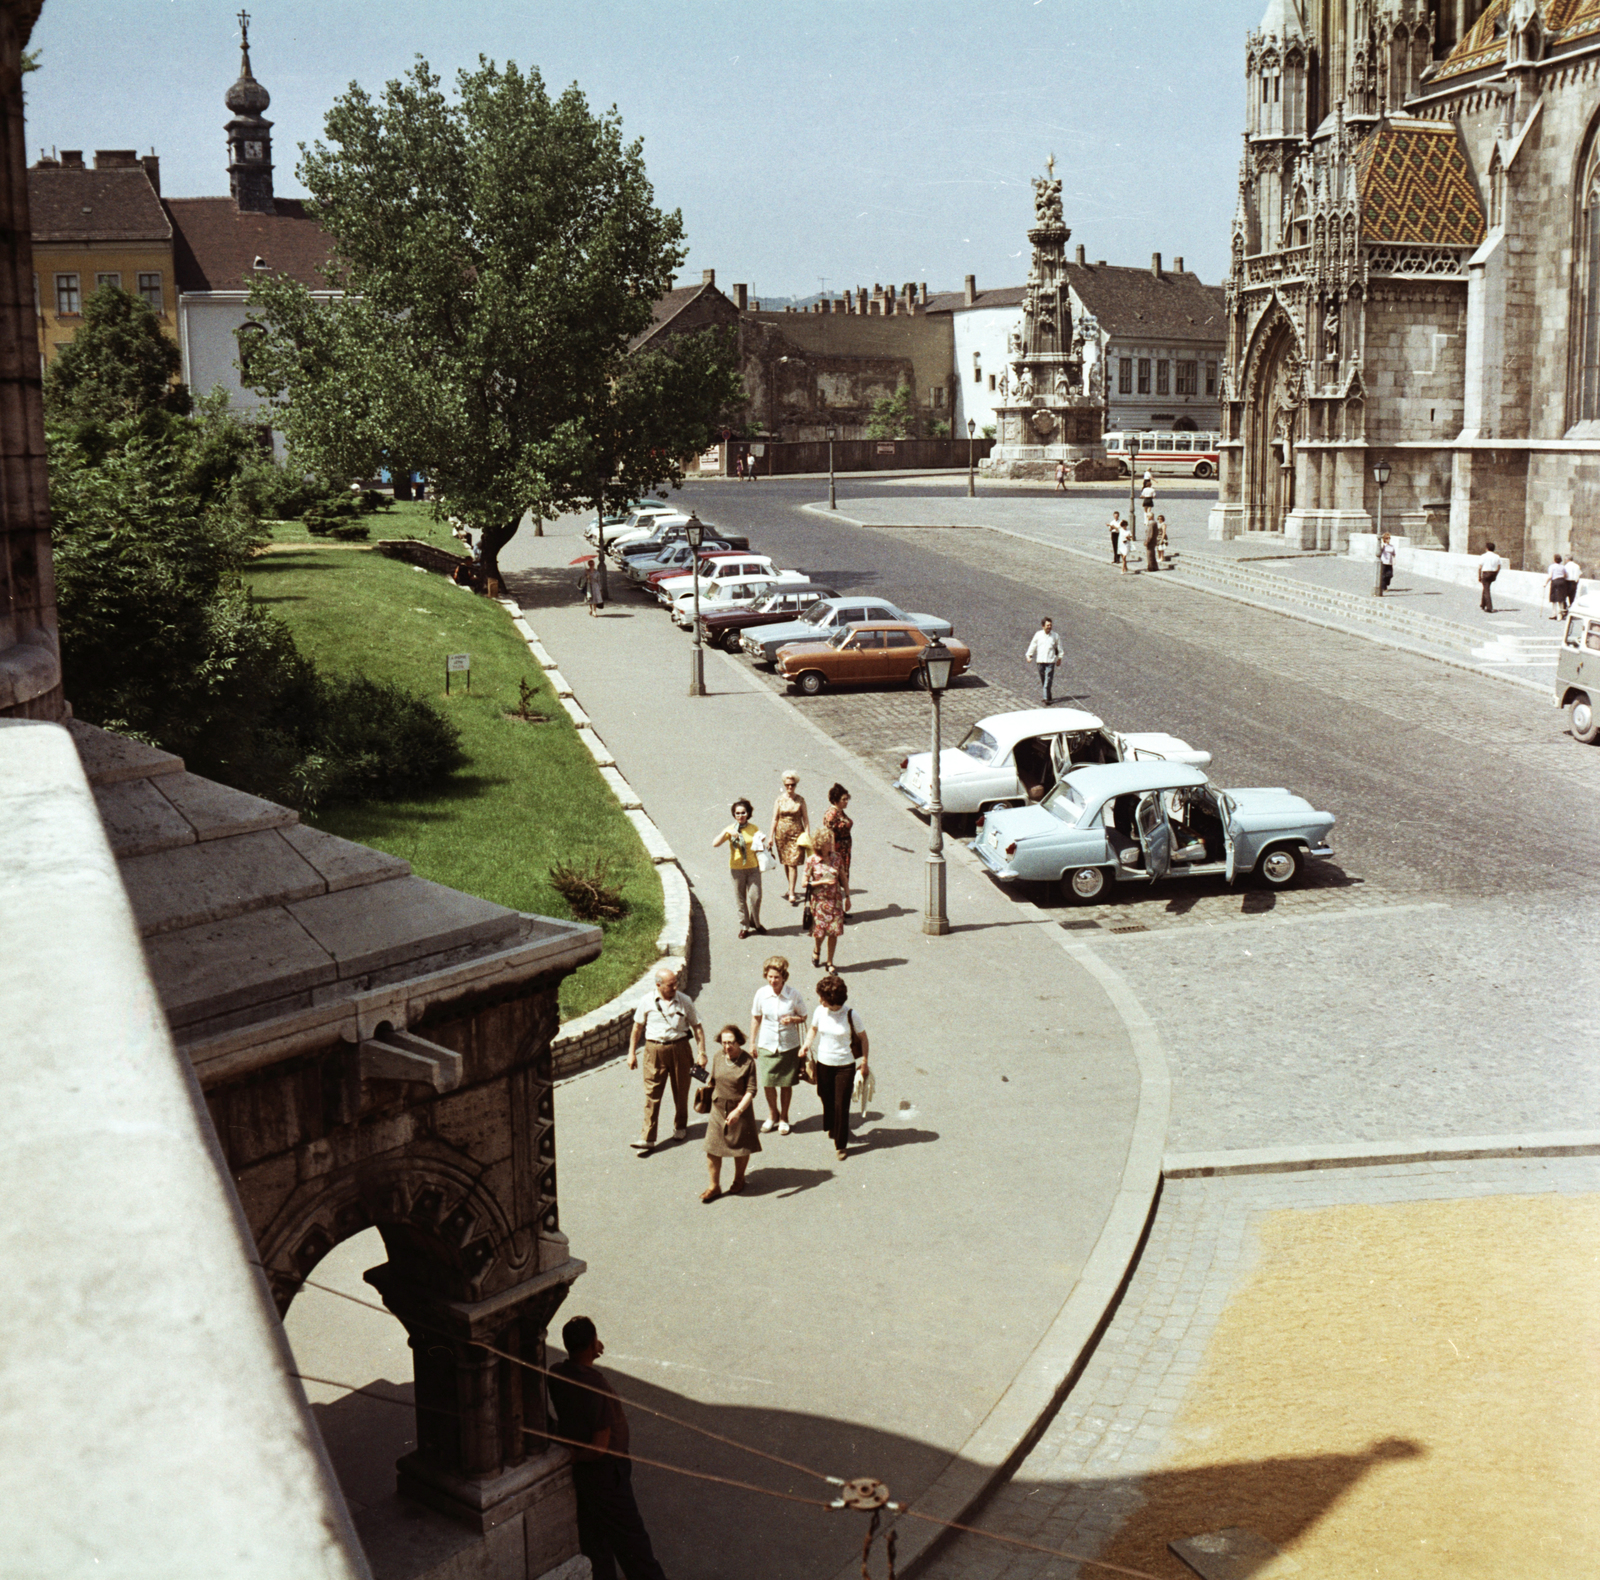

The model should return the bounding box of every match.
[1025,617,1064,705]
[1107,509,1123,564]
[1478,540,1504,612]
[1055,459,1067,492]
[627,963,704,1154]
[548,1316,668,1580]
[1378,532,1396,596]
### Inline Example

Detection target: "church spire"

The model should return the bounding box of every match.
[225,10,275,213]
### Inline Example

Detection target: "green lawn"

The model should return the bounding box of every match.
[263,498,464,552]
[245,541,662,1019]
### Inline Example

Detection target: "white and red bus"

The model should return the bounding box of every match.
[1105,430,1220,480]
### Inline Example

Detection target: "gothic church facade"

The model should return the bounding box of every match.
[1212,0,1600,572]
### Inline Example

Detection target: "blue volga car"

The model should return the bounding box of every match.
[971,761,1335,903]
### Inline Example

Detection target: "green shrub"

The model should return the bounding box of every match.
[296,674,465,807]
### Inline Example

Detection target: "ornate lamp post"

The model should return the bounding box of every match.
[1372,460,1391,597]
[686,514,707,696]
[1127,433,1140,527]
[919,636,955,936]
[967,417,977,497]
[827,423,838,510]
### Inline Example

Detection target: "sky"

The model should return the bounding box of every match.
[27,0,1268,294]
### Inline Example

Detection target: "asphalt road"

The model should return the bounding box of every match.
[660,475,1600,906]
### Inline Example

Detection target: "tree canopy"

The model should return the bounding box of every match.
[43,284,190,436]
[247,57,741,573]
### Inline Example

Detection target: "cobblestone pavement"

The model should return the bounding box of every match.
[922,1155,1600,1580]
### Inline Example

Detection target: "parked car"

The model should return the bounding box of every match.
[585,500,679,546]
[642,548,759,591]
[775,622,972,696]
[603,510,692,554]
[670,575,780,627]
[971,761,1335,902]
[699,583,840,651]
[624,539,736,584]
[741,596,953,664]
[616,518,750,560]
[656,555,805,606]
[895,708,1211,818]
[1555,584,1600,744]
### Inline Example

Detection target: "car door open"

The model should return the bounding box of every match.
[1135,791,1172,880]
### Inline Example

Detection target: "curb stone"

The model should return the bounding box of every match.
[1164,1129,1600,1178]
[497,597,692,1076]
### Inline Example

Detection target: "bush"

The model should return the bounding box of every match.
[549,855,628,922]
[304,489,393,540]
[295,674,466,807]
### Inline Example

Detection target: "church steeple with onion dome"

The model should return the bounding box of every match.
[225,10,275,213]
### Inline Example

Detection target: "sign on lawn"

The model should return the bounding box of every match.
[445,652,471,694]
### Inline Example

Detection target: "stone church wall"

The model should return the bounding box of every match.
[1363,286,1467,446]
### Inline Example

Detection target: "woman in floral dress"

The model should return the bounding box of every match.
[804,828,845,970]
[823,783,853,915]
[770,771,810,904]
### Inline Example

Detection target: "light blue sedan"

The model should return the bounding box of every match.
[971,761,1335,903]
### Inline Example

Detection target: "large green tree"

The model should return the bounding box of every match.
[247,58,740,578]
[43,284,190,434]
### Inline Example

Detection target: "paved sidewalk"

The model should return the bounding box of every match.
[496,520,1162,1580]
[811,492,1557,689]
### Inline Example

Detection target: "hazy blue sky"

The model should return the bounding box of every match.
[27,0,1266,292]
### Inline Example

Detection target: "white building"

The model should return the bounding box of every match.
[926,278,1026,438]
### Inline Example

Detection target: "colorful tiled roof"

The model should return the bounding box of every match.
[1355,120,1486,248]
[1435,0,1600,80]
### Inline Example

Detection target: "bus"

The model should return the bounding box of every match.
[1104,431,1220,480]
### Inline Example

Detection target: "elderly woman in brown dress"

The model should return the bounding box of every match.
[700,1025,761,1202]
[823,783,853,915]
[770,770,810,904]
[803,828,845,971]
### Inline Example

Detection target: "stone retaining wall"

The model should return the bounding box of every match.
[497,600,693,1079]
[375,537,469,576]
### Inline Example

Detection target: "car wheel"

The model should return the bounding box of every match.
[1570,693,1599,744]
[1061,865,1111,903]
[1193,461,1213,479]
[908,666,928,690]
[797,670,827,696]
[1117,461,1130,479]
[1257,845,1302,888]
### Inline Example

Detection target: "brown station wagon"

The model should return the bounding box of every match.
[775,622,973,695]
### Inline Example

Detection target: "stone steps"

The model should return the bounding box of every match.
[1172,551,1552,658]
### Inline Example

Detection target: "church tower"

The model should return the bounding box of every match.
[224,11,274,214]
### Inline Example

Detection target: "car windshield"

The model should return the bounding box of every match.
[826,628,852,649]
[958,727,999,763]
[801,601,833,625]
[1041,781,1087,825]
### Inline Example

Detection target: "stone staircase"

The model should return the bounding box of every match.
[1171,551,1562,665]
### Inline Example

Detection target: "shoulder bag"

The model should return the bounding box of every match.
[800,869,814,931]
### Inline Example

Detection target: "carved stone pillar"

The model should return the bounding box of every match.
[367,1255,583,1533]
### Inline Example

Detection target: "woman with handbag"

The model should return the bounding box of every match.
[800,974,868,1161]
[699,1025,761,1202]
[770,771,809,905]
[802,828,845,970]
[712,798,764,939]
[750,956,807,1134]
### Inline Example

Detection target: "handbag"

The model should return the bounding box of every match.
[753,831,778,873]
[848,1007,865,1063]
[692,1065,713,1114]
[800,874,814,932]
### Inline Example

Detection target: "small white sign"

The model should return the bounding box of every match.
[698,445,721,470]
[446,653,471,673]
[750,443,766,457]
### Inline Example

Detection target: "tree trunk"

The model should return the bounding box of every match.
[478,514,520,586]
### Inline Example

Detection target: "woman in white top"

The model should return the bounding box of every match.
[1116,521,1133,574]
[1546,556,1567,619]
[800,973,869,1160]
[750,956,807,1134]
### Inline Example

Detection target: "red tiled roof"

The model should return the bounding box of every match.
[29,166,170,244]
[164,197,333,292]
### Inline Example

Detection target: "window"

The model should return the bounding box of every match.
[95,271,121,292]
[884,630,916,648]
[236,320,267,380]
[1174,437,1193,451]
[1580,144,1600,420]
[1206,361,1218,395]
[31,273,38,316]
[932,386,945,408]
[55,273,80,315]
[1155,436,1174,451]
[1176,360,1197,395]
[972,353,982,383]
[1156,360,1170,395]
[138,272,163,313]
[1119,358,1133,394]
[1137,358,1151,394]
[988,373,996,390]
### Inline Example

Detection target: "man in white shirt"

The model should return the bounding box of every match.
[1107,510,1123,563]
[1378,532,1397,596]
[1478,541,1505,612]
[1564,555,1583,613]
[1025,617,1065,705]
[626,963,705,1154]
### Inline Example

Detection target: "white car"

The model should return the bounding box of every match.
[655,555,805,605]
[584,501,679,547]
[597,510,693,555]
[895,708,1212,818]
[670,576,780,627]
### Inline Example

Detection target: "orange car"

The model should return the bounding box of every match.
[775,622,973,695]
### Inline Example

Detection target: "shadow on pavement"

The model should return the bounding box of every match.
[738,1165,836,1198]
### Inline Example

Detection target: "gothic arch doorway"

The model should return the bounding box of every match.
[1245,315,1302,534]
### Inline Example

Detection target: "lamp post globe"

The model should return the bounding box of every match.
[918,636,954,935]
[966,417,977,497]
[827,424,838,511]
[1371,461,1391,597]
[686,515,707,694]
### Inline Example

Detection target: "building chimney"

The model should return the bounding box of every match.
[1151,253,1162,278]
[964,274,976,306]
[93,150,139,168]
[702,268,715,287]
[1075,244,1086,265]
[1097,259,1106,267]
[733,283,748,310]
[919,282,929,305]
[140,154,161,194]
[856,287,868,314]
[60,149,84,168]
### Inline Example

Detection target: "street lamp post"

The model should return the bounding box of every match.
[1371,460,1391,597]
[827,424,837,511]
[919,636,956,936]
[1127,434,1140,527]
[967,417,977,497]
[686,514,707,696]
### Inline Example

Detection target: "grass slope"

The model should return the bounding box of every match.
[245,536,661,1019]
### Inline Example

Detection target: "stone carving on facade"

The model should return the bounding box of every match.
[1323,301,1341,364]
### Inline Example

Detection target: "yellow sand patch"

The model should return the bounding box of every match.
[1099,1194,1600,1578]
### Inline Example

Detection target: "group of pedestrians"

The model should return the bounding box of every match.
[625,957,873,1196]
[1546,552,1584,618]
[1106,478,1170,574]
[716,771,855,967]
